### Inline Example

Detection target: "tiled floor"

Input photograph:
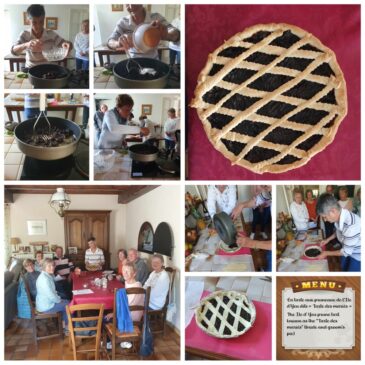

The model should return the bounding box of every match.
[4,135,24,180]
[5,317,180,360]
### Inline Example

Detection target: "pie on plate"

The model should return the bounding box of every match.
[195,290,256,338]
[191,23,347,174]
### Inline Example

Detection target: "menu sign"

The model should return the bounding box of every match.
[282,280,355,349]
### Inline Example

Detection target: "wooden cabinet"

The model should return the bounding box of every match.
[64,210,111,269]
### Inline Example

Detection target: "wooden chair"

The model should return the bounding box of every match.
[21,274,63,353]
[148,267,176,335]
[66,303,104,360]
[103,286,151,360]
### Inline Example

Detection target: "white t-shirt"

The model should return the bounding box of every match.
[74,32,89,60]
[164,117,180,140]
[169,18,180,51]
[207,185,237,218]
[290,201,309,231]
[143,270,170,310]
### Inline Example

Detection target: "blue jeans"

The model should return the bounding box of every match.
[165,139,175,151]
[265,251,272,272]
[24,108,40,120]
[169,49,180,65]
[43,299,69,324]
[341,256,361,272]
[76,58,89,71]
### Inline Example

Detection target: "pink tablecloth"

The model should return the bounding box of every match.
[216,247,251,256]
[187,5,360,180]
[70,271,124,310]
[186,290,272,360]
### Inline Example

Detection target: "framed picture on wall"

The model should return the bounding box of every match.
[141,104,152,115]
[23,12,30,25]
[111,5,123,12]
[27,220,47,235]
[46,17,58,30]
[68,247,78,255]
[137,222,154,254]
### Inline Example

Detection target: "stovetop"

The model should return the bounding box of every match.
[20,139,89,180]
[131,158,180,179]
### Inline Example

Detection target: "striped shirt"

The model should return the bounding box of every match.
[108,12,174,59]
[85,248,105,271]
[335,209,361,261]
[12,29,65,67]
[255,191,272,208]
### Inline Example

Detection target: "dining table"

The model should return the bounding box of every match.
[70,271,124,310]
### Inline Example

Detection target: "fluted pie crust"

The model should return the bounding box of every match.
[195,290,256,338]
[191,23,347,174]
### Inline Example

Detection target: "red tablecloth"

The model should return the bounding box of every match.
[186,290,272,360]
[187,5,360,180]
[70,271,124,310]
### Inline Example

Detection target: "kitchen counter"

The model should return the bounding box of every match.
[94,148,180,181]
[94,67,180,89]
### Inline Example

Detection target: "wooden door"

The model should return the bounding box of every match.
[64,210,111,269]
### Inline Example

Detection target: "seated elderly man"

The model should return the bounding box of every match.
[53,246,73,300]
[107,4,180,59]
[143,254,170,310]
[316,193,361,272]
[11,4,72,68]
[23,258,40,300]
[127,248,149,285]
[85,236,105,271]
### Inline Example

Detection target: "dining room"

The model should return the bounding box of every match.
[4,184,180,360]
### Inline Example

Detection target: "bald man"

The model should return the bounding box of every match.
[128,248,149,285]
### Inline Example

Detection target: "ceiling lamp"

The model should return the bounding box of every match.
[49,188,71,217]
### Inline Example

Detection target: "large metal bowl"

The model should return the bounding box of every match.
[14,116,81,160]
[213,212,237,247]
[128,143,159,162]
[28,63,70,89]
[113,58,170,89]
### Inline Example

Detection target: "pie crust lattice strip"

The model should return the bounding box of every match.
[195,290,256,338]
[191,23,347,174]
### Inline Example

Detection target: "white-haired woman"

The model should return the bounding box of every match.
[143,254,170,310]
[36,258,69,331]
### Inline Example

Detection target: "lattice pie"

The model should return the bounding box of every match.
[195,290,256,338]
[191,23,347,173]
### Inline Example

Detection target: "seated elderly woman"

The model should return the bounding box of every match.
[107,4,180,59]
[143,254,170,310]
[34,250,43,272]
[36,258,69,330]
[23,258,40,300]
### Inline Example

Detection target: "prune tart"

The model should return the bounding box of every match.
[195,290,256,338]
[191,23,347,174]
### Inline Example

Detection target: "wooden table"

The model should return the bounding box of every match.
[94,44,169,67]
[276,276,360,361]
[4,95,83,123]
[4,53,74,71]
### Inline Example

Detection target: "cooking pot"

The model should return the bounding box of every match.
[213,212,238,247]
[128,143,159,162]
[113,58,170,89]
[14,116,81,160]
[304,245,322,259]
[28,63,70,89]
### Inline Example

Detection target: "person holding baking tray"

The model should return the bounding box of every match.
[98,94,149,149]
[11,4,72,67]
[316,193,361,272]
[107,4,179,59]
